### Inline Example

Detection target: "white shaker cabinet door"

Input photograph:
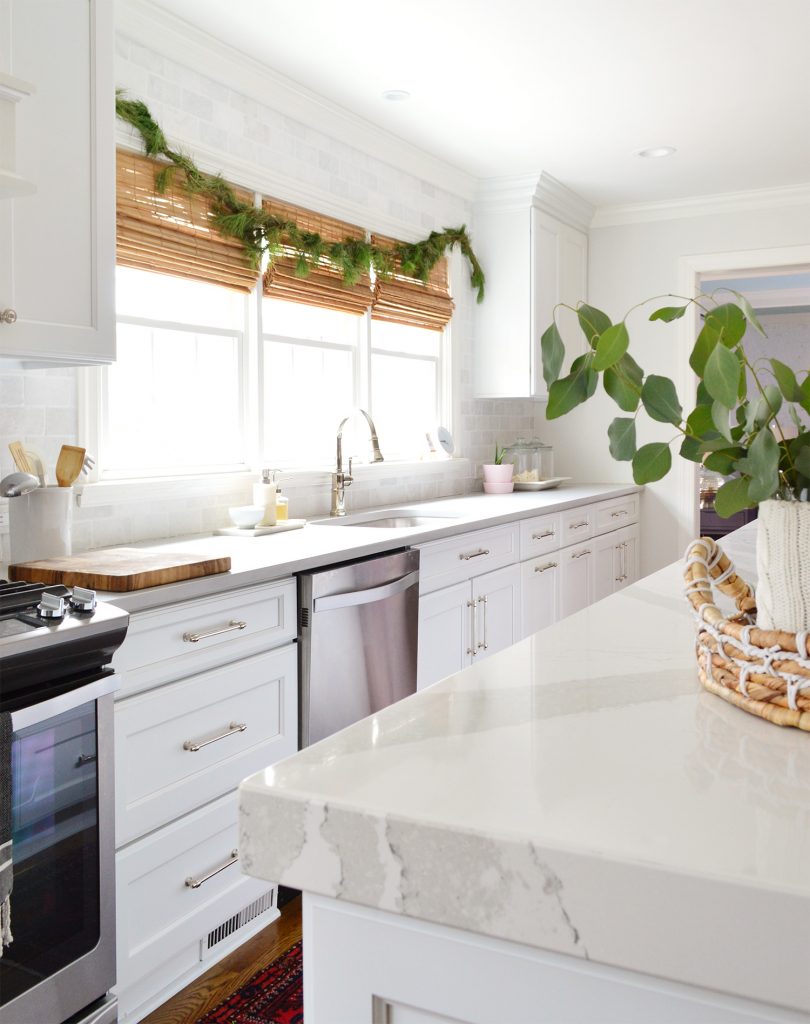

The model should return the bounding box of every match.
[559,541,593,619]
[417,580,473,690]
[471,563,521,663]
[616,524,640,590]
[520,555,560,639]
[592,530,624,603]
[0,0,114,365]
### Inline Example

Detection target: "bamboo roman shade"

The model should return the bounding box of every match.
[262,199,372,315]
[370,234,454,331]
[116,149,259,293]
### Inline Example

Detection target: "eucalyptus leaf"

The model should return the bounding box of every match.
[680,436,703,463]
[685,404,717,439]
[603,353,643,412]
[576,304,612,349]
[713,476,755,519]
[641,375,683,425]
[770,358,800,402]
[546,356,597,419]
[746,384,783,432]
[649,305,687,322]
[593,322,629,371]
[710,400,733,442]
[541,322,565,389]
[735,429,780,503]
[632,442,672,484]
[607,417,636,461]
[703,447,744,475]
[705,303,747,347]
[689,323,720,376]
[800,375,810,416]
[729,289,766,336]
[704,343,740,409]
[796,447,810,479]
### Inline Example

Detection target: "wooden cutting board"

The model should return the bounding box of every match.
[8,547,231,592]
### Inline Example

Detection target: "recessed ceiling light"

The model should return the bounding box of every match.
[382,89,411,102]
[637,146,677,159]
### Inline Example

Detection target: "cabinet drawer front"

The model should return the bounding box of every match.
[116,792,275,1000]
[561,506,594,542]
[594,493,639,535]
[418,524,519,595]
[113,579,296,697]
[115,644,298,845]
[519,512,562,560]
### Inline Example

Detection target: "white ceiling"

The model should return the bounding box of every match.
[148,0,810,206]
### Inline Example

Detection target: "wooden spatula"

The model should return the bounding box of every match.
[55,445,86,487]
[9,441,34,475]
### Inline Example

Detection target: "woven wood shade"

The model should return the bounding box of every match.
[262,198,371,315]
[116,149,259,293]
[370,234,454,332]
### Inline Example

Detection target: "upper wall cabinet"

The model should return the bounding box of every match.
[0,0,115,367]
[472,173,591,400]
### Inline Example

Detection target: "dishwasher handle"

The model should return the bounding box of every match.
[313,570,419,612]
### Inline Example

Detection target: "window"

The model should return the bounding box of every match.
[95,266,449,479]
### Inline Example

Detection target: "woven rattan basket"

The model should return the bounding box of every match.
[684,537,810,732]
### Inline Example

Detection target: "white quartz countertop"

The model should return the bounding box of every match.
[239,523,810,1015]
[90,484,638,612]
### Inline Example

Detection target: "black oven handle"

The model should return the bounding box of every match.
[10,674,120,731]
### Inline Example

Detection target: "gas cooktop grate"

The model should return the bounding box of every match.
[0,580,67,615]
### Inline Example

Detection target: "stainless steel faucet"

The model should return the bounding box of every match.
[331,409,384,516]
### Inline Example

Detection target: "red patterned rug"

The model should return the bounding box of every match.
[196,940,303,1023]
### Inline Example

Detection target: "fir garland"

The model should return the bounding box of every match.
[115,93,485,302]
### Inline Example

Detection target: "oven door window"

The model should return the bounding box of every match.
[1,702,100,1006]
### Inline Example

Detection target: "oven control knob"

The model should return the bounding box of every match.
[38,592,66,620]
[70,586,97,613]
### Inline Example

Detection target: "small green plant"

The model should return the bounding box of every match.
[541,293,810,517]
[493,445,506,465]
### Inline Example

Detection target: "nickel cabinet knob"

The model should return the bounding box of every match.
[1,308,18,324]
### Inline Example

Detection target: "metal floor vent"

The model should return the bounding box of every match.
[200,888,276,960]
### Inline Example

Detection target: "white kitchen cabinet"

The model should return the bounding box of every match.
[417,564,521,689]
[520,554,560,639]
[593,523,640,603]
[558,540,593,619]
[113,577,298,1023]
[472,173,591,398]
[0,0,115,366]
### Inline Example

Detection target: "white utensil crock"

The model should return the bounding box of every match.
[756,499,810,632]
[9,486,73,564]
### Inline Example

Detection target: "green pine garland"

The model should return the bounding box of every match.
[115,93,485,302]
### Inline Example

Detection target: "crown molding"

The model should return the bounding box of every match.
[116,0,476,202]
[591,182,810,228]
[474,171,593,230]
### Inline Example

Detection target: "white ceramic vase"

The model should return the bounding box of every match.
[756,499,810,632]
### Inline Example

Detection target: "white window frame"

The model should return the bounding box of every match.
[79,263,454,486]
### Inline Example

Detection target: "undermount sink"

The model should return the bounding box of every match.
[347,515,449,529]
[311,509,458,529]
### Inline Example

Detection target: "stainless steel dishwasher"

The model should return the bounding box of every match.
[298,548,420,746]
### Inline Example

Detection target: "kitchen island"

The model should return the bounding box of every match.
[239,524,810,1023]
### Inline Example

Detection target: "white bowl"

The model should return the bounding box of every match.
[228,504,265,528]
[483,481,514,494]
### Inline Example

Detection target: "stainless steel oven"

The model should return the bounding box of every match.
[0,582,128,1024]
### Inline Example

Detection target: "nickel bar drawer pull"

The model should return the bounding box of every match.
[568,520,588,530]
[532,529,555,539]
[459,548,490,561]
[534,561,558,573]
[478,594,488,651]
[183,619,247,643]
[183,721,247,752]
[611,509,629,518]
[571,548,591,559]
[185,849,239,889]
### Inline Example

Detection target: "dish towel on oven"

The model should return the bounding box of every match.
[0,711,12,955]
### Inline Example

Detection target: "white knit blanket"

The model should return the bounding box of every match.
[756,500,810,632]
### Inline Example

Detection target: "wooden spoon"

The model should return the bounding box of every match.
[55,445,86,487]
[9,441,34,475]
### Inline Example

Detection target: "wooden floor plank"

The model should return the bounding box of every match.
[142,896,302,1024]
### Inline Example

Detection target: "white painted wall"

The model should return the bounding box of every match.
[537,201,810,575]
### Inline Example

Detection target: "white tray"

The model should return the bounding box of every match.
[512,477,571,491]
[216,519,307,537]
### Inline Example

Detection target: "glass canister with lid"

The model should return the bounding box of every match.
[501,437,555,484]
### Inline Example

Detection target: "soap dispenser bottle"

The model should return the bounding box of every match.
[253,468,277,527]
